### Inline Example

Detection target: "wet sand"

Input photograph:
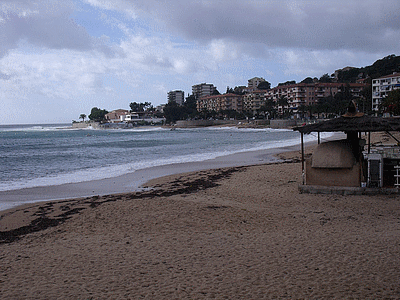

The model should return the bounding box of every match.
[0,132,399,299]
[0,143,302,212]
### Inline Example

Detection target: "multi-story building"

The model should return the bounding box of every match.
[243,90,267,115]
[247,77,266,90]
[372,73,400,112]
[196,93,243,113]
[192,83,217,100]
[167,90,185,106]
[267,82,366,112]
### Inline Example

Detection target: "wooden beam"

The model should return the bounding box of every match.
[368,132,371,154]
[301,133,305,185]
[385,131,400,144]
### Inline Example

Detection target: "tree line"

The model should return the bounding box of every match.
[78,86,399,124]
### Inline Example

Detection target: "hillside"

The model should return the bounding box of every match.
[337,54,400,82]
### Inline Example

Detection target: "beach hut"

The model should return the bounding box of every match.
[293,110,400,194]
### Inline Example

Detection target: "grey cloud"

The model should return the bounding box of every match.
[6,13,94,51]
[0,72,11,80]
[125,0,400,53]
[0,0,117,58]
[142,55,173,69]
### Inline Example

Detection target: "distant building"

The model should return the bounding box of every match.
[372,73,400,112]
[124,113,140,121]
[155,104,166,113]
[247,77,266,90]
[243,90,267,115]
[267,82,366,115]
[192,83,217,100]
[197,93,243,113]
[168,90,185,106]
[105,109,129,123]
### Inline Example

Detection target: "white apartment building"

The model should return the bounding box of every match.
[192,83,217,99]
[168,90,185,105]
[372,73,400,112]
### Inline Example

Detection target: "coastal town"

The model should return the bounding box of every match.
[3,1,400,298]
[76,55,400,129]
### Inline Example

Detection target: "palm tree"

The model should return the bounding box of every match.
[79,114,86,122]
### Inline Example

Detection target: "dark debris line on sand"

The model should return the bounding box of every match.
[0,166,246,244]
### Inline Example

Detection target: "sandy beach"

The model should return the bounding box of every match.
[1,132,400,299]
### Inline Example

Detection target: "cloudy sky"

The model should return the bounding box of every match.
[1,0,399,124]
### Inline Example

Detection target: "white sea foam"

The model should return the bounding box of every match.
[0,131,333,192]
[0,124,72,132]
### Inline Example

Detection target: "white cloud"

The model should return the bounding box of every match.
[0,48,111,101]
[82,0,137,18]
[208,39,240,62]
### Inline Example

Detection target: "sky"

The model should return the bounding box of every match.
[0,0,399,124]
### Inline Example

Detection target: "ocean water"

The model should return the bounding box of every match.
[0,124,323,192]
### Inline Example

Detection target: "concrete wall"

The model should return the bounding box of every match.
[252,120,270,126]
[270,120,297,129]
[71,122,100,129]
[306,157,361,187]
[175,120,240,128]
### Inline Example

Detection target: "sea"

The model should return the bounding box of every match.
[0,123,326,193]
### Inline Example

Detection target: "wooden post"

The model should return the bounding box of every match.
[301,133,305,185]
[368,131,371,154]
[318,132,320,144]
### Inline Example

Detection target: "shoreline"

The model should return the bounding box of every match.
[0,142,307,212]
[0,131,345,212]
[0,143,317,243]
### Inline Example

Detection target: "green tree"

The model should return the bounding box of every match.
[225,86,245,95]
[365,54,400,79]
[336,68,361,83]
[88,107,108,122]
[183,94,198,119]
[257,81,271,90]
[79,114,86,122]
[334,85,354,115]
[355,84,372,114]
[211,89,221,96]
[298,105,308,119]
[163,101,185,124]
[306,104,318,119]
[226,86,234,94]
[259,98,277,119]
[129,102,152,112]
[380,89,400,116]
[233,86,245,95]
[278,80,296,86]
[319,73,333,83]
[221,109,244,120]
[301,77,314,84]
[277,96,289,118]
[316,86,353,117]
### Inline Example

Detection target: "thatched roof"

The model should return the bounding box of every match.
[293,115,400,134]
